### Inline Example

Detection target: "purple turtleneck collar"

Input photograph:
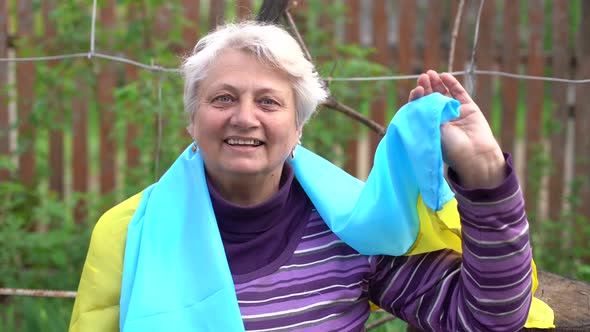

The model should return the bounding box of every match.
[207,163,311,282]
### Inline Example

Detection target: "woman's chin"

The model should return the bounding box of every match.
[220,162,271,178]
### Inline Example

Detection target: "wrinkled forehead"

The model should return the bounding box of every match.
[198,49,295,95]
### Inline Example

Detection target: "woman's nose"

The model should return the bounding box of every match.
[230,100,259,128]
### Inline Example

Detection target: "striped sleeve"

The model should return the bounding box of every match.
[368,154,532,332]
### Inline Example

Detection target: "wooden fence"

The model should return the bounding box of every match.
[1,0,589,229]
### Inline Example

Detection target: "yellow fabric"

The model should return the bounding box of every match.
[404,195,554,329]
[526,297,555,328]
[408,196,462,254]
[69,192,143,332]
[525,260,555,328]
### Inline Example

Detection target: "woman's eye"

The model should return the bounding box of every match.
[213,95,234,103]
[260,98,278,106]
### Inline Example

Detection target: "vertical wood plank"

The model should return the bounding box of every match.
[369,0,389,157]
[71,0,90,222]
[574,1,590,222]
[548,0,570,221]
[396,0,416,110]
[152,5,172,179]
[524,0,545,218]
[343,0,360,176]
[181,0,200,141]
[474,0,494,121]
[98,0,117,195]
[318,0,334,61]
[209,0,226,30]
[16,0,36,186]
[154,4,172,42]
[423,0,442,71]
[43,0,64,198]
[237,0,253,20]
[72,76,88,222]
[499,1,519,155]
[125,65,140,177]
[125,3,140,174]
[0,0,9,181]
[290,0,308,35]
[182,0,200,48]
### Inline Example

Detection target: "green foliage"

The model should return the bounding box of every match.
[0,179,94,330]
[528,148,590,283]
[366,312,408,332]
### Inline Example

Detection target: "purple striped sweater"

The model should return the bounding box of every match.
[209,155,532,332]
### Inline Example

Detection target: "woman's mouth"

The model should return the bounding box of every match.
[225,138,264,147]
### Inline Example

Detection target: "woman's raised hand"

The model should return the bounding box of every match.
[408,70,506,189]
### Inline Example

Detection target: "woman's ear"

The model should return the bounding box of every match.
[186,123,193,137]
[294,131,302,147]
[188,122,195,139]
[189,111,199,138]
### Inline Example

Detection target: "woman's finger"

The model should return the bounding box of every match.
[426,70,450,96]
[440,73,474,104]
[408,86,424,102]
[417,73,433,95]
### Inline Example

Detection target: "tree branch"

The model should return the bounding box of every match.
[284,9,313,62]
[448,0,466,72]
[323,97,386,136]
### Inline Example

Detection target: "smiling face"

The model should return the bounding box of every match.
[191,49,301,191]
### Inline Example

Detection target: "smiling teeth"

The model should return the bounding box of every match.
[226,138,261,146]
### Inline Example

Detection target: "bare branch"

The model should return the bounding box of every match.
[465,0,486,96]
[323,97,386,137]
[448,0,466,72]
[284,10,313,62]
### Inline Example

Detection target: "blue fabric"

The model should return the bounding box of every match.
[119,93,461,331]
[291,92,459,255]
[120,151,244,331]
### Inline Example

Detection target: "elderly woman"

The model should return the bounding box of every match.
[69,21,552,332]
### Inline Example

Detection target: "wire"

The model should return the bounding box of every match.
[0,52,181,73]
[328,70,590,84]
[473,70,590,84]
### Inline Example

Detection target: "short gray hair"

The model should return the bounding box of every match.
[181,21,328,128]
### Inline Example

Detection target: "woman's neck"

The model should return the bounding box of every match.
[205,166,285,207]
